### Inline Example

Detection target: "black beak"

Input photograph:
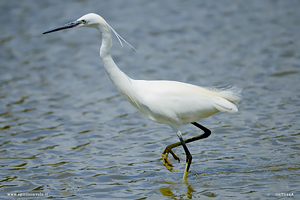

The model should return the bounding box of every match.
[43,20,82,34]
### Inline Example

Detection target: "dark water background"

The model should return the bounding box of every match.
[1,0,300,199]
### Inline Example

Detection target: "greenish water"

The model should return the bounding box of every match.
[1,0,299,199]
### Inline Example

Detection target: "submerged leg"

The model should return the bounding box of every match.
[161,122,211,177]
[177,133,192,180]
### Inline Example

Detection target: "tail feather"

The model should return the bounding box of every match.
[212,97,238,113]
[208,86,242,104]
[208,86,241,113]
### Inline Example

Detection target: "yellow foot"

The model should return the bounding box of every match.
[162,153,174,171]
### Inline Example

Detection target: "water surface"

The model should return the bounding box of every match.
[1,0,299,199]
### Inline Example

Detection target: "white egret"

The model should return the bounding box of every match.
[43,13,241,180]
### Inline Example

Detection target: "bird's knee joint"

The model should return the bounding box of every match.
[204,130,211,138]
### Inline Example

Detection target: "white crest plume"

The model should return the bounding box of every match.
[106,23,138,52]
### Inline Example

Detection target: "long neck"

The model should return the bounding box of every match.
[98,25,134,100]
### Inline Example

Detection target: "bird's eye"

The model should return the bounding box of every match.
[81,20,86,24]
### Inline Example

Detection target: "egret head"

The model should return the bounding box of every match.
[43,13,106,34]
[43,13,137,51]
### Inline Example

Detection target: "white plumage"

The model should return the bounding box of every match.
[126,80,240,126]
[43,13,241,180]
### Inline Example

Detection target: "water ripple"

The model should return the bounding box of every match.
[1,0,300,199]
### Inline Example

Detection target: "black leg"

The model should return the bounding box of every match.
[190,122,211,141]
[162,122,212,172]
[178,135,192,172]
